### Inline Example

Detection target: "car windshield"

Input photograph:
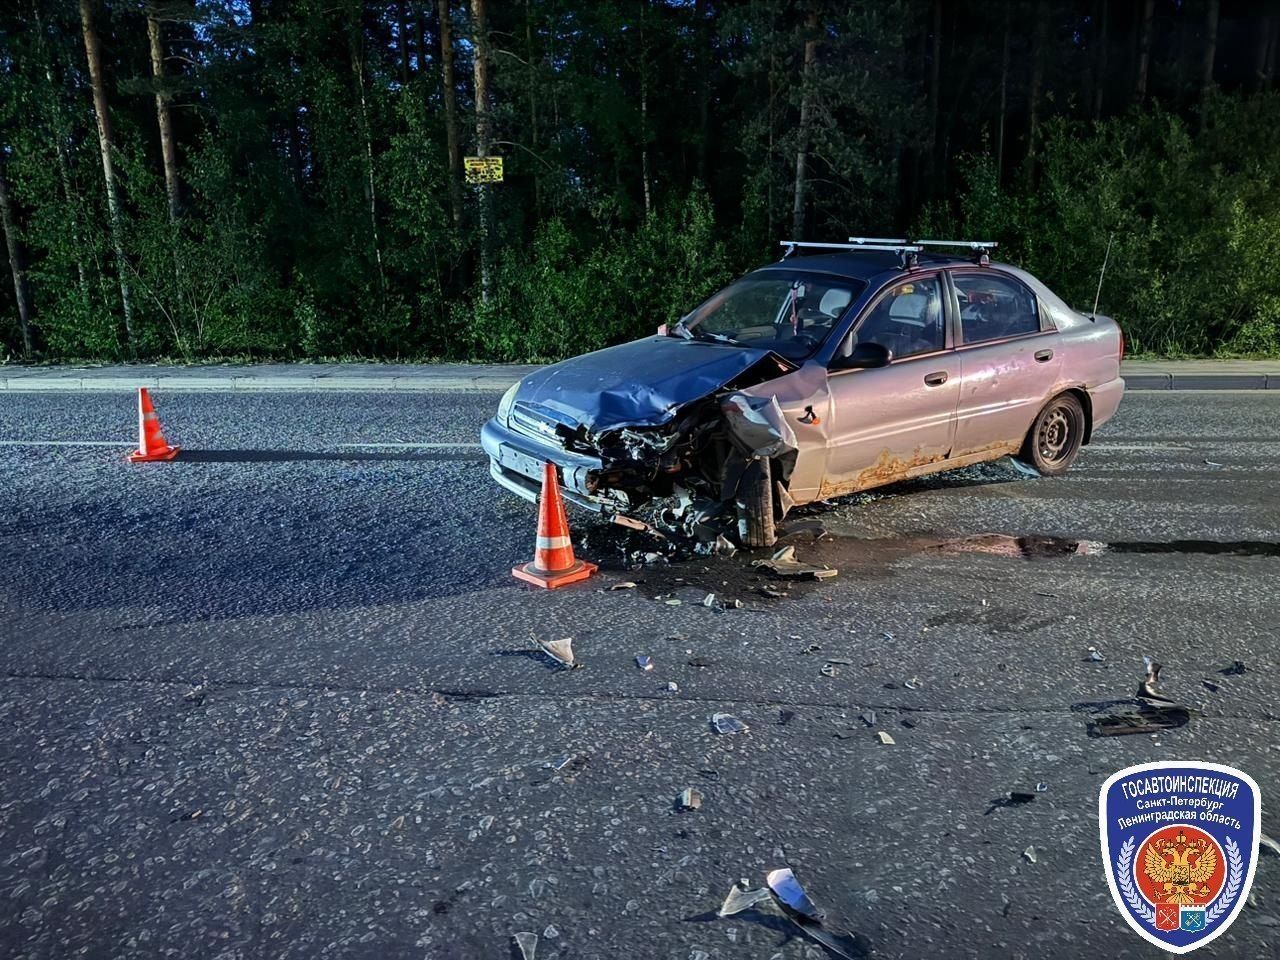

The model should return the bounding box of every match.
[680,272,866,360]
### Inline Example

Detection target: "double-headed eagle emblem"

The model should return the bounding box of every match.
[1143,830,1218,905]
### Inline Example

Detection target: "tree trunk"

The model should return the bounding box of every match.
[997,4,1009,182]
[471,0,493,303]
[1255,13,1273,90]
[1094,0,1109,119]
[32,0,91,302]
[80,0,135,352]
[695,0,711,183]
[0,163,34,357]
[416,2,429,76]
[928,0,942,188]
[525,0,539,213]
[1201,0,1220,101]
[1268,14,1280,90]
[398,0,411,86]
[350,30,387,306]
[1134,0,1154,103]
[639,0,651,217]
[147,10,181,222]
[1025,0,1049,180]
[438,0,463,227]
[791,12,818,239]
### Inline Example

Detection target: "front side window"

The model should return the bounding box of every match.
[954,273,1040,344]
[849,276,946,360]
[681,272,866,361]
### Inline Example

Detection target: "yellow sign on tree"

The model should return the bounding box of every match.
[464,156,504,184]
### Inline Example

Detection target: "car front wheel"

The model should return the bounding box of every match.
[1019,392,1085,476]
[736,458,777,548]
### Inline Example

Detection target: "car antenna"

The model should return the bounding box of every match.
[1090,233,1114,321]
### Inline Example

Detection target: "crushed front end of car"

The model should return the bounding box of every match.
[480,336,801,544]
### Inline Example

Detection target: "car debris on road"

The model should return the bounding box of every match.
[751,544,838,580]
[534,636,578,668]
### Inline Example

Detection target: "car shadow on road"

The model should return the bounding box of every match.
[177,449,487,463]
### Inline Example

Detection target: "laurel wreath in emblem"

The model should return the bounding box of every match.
[1116,837,1157,924]
[1115,835,1245,928]
[1205,837,1244,925]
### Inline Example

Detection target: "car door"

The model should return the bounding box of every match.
[949,270,1063,459]
[819,273,960,498]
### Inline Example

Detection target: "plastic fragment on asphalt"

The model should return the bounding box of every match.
[609,581,638,590]
[636,655,654,671]
[1000,455,1041,478]
[1087,646,1104,662]
[1260,834,1280,857]
[859,710,876,727]
[666,681,679,692]
[703,593,716,607]
[678,788,703,810]
[903,676,922,690]
[1202,678,1221,692]
[1023,845,1038,864]
[711,712,748,735]
[820,663,839,678]
[664,598,682,605]
[1036,782,1049,792]
[758,585,788,599]
[1221,660,1248,675]
[750,545,838,581]
[766,868,825,921]
[718,883,771,917]
[535,636,576,667]
[876,731,895,745]
[783,913,870,960]
[611,513,667,537]
[545,755,573,771]
[543,925,559,939]
[513,932,538,960]
[1204,459,1224,467]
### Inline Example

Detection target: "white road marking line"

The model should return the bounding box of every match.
[1091,444,1193,451]
[0,440,131,447]
[336,442,483,449]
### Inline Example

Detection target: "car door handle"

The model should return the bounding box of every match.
[1034,349,1054,362]
[924,371,948,386]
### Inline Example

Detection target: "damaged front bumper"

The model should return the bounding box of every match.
[481,417,622,512]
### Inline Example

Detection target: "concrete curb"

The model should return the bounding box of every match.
[3,365,1278,393]
[0,375,521,393]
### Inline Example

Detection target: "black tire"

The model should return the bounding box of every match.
[1018,392,1085,476]
[737,458,777,548]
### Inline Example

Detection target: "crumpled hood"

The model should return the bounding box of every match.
[513,336,779,433]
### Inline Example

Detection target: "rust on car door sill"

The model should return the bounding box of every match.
[817,439,1022,500]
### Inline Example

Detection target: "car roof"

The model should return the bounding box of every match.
[751,250,975,284]
[751,250,1087,329]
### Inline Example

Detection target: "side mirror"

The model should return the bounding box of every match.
[839,341,892,369]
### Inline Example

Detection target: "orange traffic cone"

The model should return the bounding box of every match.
[512,463,597,589]
[127,387,180,462]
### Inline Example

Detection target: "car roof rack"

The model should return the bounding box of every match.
[911,239,998,265]
[779,239,923,268]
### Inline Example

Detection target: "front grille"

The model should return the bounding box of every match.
[510,404,570,446]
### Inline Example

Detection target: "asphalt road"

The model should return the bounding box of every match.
[0,390,1278,960]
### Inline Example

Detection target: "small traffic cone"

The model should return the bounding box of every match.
[127,387,180,462]
[512,462,597,589]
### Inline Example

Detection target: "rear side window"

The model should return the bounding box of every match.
[954,273,1040,344]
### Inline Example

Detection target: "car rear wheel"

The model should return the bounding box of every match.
[736,458,777,548]
[1019,392,1085,476]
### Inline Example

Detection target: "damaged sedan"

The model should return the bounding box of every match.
[481,239,1126,547]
